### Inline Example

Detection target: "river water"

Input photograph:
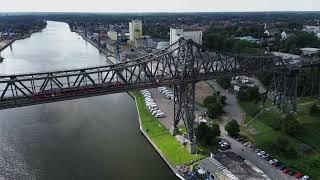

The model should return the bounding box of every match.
[0,21,176,180]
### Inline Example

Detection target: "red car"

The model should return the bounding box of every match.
[283,168,291,174]
[295,172,303,178]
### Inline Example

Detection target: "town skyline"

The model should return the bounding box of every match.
[0,0,319,13]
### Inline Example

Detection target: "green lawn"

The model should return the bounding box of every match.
[241,97,320,178]
[131,91,205,166]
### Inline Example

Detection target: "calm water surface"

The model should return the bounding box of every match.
[0,21,176,180]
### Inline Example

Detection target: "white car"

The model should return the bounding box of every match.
[147,105,157,109]
[142,93,151,96]
[302,175,310,180]
[152,110,162,115]
[268,159,278,164]
[155,112,165,118]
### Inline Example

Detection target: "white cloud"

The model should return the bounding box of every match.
[0,0,319,12]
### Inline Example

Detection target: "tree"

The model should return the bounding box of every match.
[195,122,220,145]
[203,95,217,107]
[237,86,261,102]
[280,114,302,136]
[219,95,227,105]
[225,120,240,137]
[217,78,231,89]
[207,103,224,119]
[195,122,210,141]
[211,124,221,138]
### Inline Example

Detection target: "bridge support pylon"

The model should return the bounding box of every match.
[171,83,197,154]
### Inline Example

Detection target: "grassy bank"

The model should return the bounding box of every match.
[240,97,320,177]
[131,91,205,166]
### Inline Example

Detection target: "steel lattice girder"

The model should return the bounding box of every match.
[0,39,318,110]
[173,83,196,142]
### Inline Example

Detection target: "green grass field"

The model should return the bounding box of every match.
[241,97,320,178]
[131,91,205,166]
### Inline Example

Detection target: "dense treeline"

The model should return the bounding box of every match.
[0,15,47,35]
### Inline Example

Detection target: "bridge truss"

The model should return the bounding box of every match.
[0,38,319,153]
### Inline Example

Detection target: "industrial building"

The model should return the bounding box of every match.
[169,28,203,45]
[129,19,144,48]
[107,30,118,41]
[198,152,267,180]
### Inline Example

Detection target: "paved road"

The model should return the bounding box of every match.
[219,123,295,180]
[206,80,245,124]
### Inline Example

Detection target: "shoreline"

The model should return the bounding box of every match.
[0,30,44,53]
[77,31,184,179]
[128,92,185,180]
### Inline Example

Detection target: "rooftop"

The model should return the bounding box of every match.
[199,152,267,180]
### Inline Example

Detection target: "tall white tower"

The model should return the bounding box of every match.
[129,19,143,47]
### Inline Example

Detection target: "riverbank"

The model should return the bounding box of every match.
[130,91,206,179]
[0,30,44,52]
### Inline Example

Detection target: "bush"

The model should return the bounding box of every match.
[207,103,224,119]
[225,120,240,137]
[237,86,261,102]
[217,78,231,89]
[280,114,303,136]
[271,136,298,159]
[310,103,320,116]
[204,93,225,119]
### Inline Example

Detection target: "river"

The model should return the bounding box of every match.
[0,21,176,180]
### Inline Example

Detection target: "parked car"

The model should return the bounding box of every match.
[274,162,282,167]
[288,170,296,176]
[295,172,304,179]
[155,112,165,118]
[277,164,286,170]
[302,175,310,180]
[283,168,291,174]
[269,159,278,165]
[152,110,163,116]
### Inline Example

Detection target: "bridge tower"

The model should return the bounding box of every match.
[265,71,298,113]
[170,39,197,153]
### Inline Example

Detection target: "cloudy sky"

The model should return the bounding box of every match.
[0,0,319,12]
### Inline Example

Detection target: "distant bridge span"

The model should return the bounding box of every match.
[0,38,319,153]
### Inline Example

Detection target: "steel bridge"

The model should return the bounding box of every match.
[0,38,319,153]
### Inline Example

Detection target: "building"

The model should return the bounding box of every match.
[271,52,300,60]
[264,28,280,37]
[129,19,143,48]
[170,28,203,45]
[156,41,170,49]
[281,31,287,40]
[302,25,320,34]
[235,36,260,44]
[231,76,255,92]
[108,30,118,41]
[198,152,267,180]
[301,48,320,56]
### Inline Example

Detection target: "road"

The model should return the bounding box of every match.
[219,124,295,180]
[206,80,245,124]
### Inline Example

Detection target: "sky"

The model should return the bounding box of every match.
[0,0,319,12]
